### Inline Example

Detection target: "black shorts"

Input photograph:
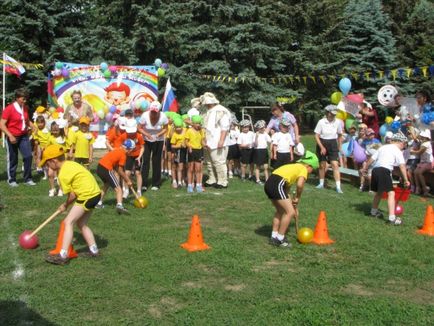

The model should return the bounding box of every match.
[264,174,288,200]
[188,148,204,162]
[274,152,292,169]
[76,193,101,211]
[253,148,269,165]
[97,164,120,189]
[240,148,253,164]
[227,144,240,160]
[371,167,393,193]
[75,157,89,166]
[172,148,187,164]
[165,139,172,152]
[125,156,140,171]
[406,158,420,171]
[316,138,339,162]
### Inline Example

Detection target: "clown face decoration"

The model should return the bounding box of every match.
[377,85,398,107]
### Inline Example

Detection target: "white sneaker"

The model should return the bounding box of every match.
[49,189,56,197]
[316,184,324,189]
[151,186,159,191]
[122,188,129,199]
[228,171,233,179]
[57,189,63,196]
[26,180,36,186]
[8,181,19,187]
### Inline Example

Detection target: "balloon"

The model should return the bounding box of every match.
[49,107,56,113]
[140,100,149,111]
[385,116,394,124]
[341,142,353,157]
[134,196,149,208]
[61,68,69,78]
[19,230,39,249]
[339,78,352,96]
[297,227,314,244]
[182,114,189,121]
[109,65,117,73]
[100,62,108,71]
[345,118,356,131]
[157,67,165,77]
[336,110,348,121]
[105,112,113,122]
[330,91,343,105]
[154,58,162,67]
[379,124,389,137]
[109,105,117,114]
[377,85,398,107]
[53,68,61,77]
[353,141,367,163]
[161,63,169,70]
[103,70,111,78]
[135,98,143,109]
[346,93,364,104]
[395,205,404,216]
[390,121,401,132]
[97,110,105,119]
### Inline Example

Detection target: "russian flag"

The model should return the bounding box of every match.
[3,53,26,77]
[161,78,179,112]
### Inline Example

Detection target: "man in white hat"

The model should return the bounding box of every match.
[201,92,231,188]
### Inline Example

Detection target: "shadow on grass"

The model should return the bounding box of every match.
[351,202,373,215]
[254,224,272,238]
[74,232,109,252]
[0,300,58,325]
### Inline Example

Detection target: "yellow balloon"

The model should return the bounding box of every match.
[134,196,148,209]
[83,94,106,112]
[385,116,393,124]
[330,91,343,105]
[336,110,348,121]
[297,227,314,244]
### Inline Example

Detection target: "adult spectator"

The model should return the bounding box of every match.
[202,92,231,189]
[138,101,168,191]
[265,104,300,144]
[64,90,93,125]
[414,90,434,139]
[0,88,36,186]
[359,101,379,139]
[314,105,343,194]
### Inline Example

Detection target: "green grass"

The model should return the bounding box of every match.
[1,135,433,325]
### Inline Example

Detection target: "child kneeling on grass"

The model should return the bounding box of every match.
[264,151,319,248]
[363,132,410,225]
[41,144,102,265]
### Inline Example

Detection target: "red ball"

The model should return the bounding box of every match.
[395,205,404,216]
[19,230,39,249]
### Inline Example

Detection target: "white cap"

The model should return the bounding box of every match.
[419,129,431,140]
[149,101,161,112]
[118,116,127,130]
[125,118,137,133]
[56,118,67,129]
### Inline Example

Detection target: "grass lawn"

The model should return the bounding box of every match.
[1,135,433,325]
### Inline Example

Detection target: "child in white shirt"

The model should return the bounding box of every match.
[237,119,255,180]
[227,121,240,178]
[411,130,433,196]
[253,120,271,184]
[271,118,294,169]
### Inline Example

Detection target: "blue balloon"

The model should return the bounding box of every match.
[338,78,352,96]
[100,62,108,71]
[342,141,353,157]
[379,123,389,137]
[140,100,149,111]
[390,121,401,132]
[154,58,162,67]
[109,105,117,114]
[421,111,434,124]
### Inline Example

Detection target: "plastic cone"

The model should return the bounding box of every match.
[312,211,335,245]
[181,215,210,252]
[49,220,78,258]
[417,205,434,236]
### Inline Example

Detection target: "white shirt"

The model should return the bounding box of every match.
[139,111,168,142]
[204,104,231,150]
[272,132,294,153]
[227,128,240,146]
[237,131,255,149]
[314,117,343,140]
[420,141,433,163]
[255,132,271,149]
[372,144,405,171]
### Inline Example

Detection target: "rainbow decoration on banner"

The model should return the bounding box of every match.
[50,62,158,114]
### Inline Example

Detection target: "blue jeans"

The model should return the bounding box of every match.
[6,134,33,183]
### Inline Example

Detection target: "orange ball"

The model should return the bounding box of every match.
[297,227,314,244]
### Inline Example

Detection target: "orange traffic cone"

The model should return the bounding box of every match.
[417,205,434,236]
[312,211,335,245]
[181,215,210,252]
[49,220,78,258]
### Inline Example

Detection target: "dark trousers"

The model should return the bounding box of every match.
[6,134,33,183]
[141,141,164,187]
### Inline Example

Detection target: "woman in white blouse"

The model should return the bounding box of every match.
[314,105,343,193]
[138,101,168,191]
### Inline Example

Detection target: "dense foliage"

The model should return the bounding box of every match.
[1,0,433,122]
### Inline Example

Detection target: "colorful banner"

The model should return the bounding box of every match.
[50,62,158,116]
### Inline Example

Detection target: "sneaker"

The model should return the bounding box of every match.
[57,189,63,196]
[172,181,178,189]
[205,182,217,188]
[79,251,101,258]
[241,176,246,182]
[48,189,56,197]
[116,204,130,215]
[26,180,36,186]
[196,185,204,193]
[316,184,324,189]
[151,186,159,191]
[388,217,402,225]
[42,175,47,180]
[187,185,194,193]
[256,180,264,186]
[8,181,18,187]
[270,237,292,249]
[141,186,148,192]
[214,184,228,189]
[228,171,233,179]
[95,203,105,209]
[122,188,129,199]
[45,254,69,265]
[370,210,384,219]
[336,188,343,194]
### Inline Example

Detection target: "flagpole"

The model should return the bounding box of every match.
[2,52,5,147]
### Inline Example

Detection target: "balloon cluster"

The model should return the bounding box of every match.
[154,58,168,77]
[100,62,116,78]
[53,62,70,78]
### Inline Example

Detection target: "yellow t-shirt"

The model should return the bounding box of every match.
[71,130,95,158]
[33,128,51,148]
[66,126,78,149]
[185,127,205,150]
[272,163,308,186]
[58,161,100,201]
[170,129,186,147]
[47,134,69,150]
[166,124,173,139]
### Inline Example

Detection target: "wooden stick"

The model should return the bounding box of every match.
[129,186,144,208]
[29,210,62,237]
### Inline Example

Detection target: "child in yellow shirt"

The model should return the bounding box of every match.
[185,115,206,193]
[69,117,94,169]
[170,119,187,188]
[163,116,174,178]
[33,116,51,177]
